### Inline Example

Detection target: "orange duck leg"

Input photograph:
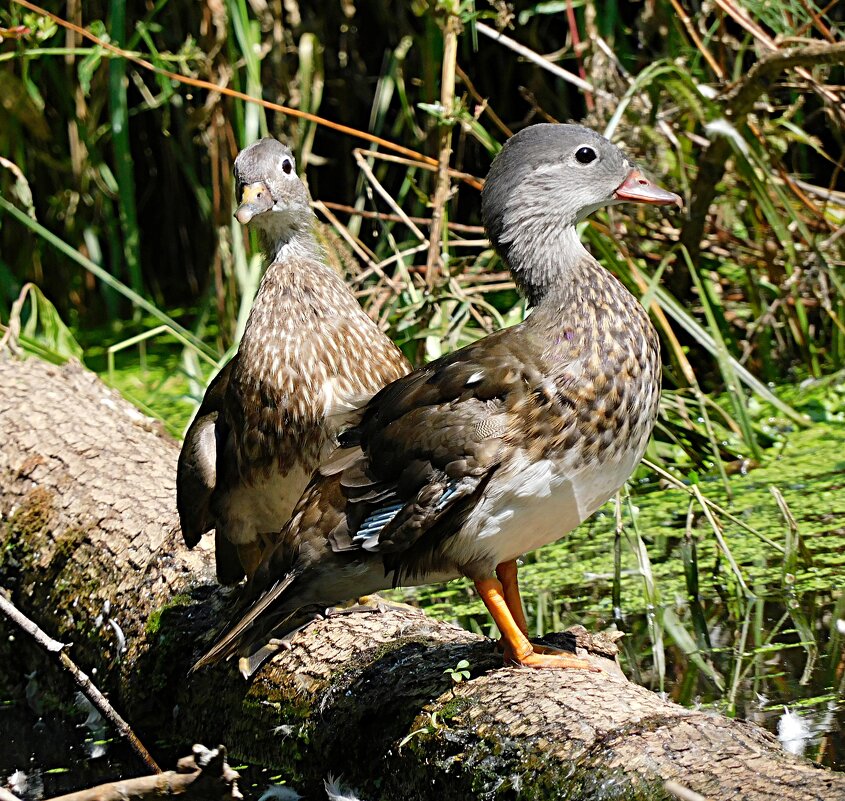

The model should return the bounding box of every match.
[476,574,599,670]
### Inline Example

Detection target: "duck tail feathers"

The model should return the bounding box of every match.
[190,569,301,674]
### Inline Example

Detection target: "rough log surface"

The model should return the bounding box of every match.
[0,356,843,801]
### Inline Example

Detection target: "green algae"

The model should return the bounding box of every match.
[0,487,55,570]
[144,593,192,636]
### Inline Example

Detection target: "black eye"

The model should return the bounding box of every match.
[575,146,597,164]
[282,159,293,175]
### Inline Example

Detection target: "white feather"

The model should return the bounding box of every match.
[324,775,365,801]
[704,119,750,157]
[258,785,302,801]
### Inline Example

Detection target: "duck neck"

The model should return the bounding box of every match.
[258,212,322,266]
[502,222,593,309]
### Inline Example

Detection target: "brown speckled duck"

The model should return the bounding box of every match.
[177,139,410,584]
[193,124,681,674]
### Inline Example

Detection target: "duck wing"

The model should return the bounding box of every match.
[176,357,236,548]
[322,327,559,584]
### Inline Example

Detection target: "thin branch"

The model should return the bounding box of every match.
[317,200,485,234]
[0,588,161,774]
[455,64,512,137]
[724,41,845,118]
[476,22,613,99]
[352,151,427,241]
[664,780,711,801]
[9,0,450,173]
[666,0,725,79]
[426,11,461,290]
[348,148,483,190]
[679,40,845,269]
[44,745,242,801]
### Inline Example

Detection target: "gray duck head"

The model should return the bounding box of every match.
[233,138,314,243]
[481,124,681,305]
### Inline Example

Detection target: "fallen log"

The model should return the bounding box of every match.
[0,356,842,801]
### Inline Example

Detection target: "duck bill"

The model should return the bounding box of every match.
[235,182,274,224]
[613,169,682,208]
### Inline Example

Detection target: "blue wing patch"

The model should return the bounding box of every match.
[435,483,461,510]
[353,502,404,550]
[352,480,463,552]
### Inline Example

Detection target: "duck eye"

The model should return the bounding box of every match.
[575,146,597,164]
[282,159,293,175]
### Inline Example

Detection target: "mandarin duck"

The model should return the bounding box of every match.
[177,138,410,584]
[193,124,681,674]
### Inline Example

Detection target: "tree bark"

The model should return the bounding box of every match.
[0,356,843,801]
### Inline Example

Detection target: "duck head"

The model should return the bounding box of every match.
[481,124,681,305]
[232,138,313,245]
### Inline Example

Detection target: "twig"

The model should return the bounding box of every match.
[352,151,427,241]
[642,459,785,553]
[426,10,461,290]
[43,744,241,801]
[665,779,711,801]
[348,148,483,190]
[679,40,845,270]
[0,588,161,774]
[476,22,613,99]
[723,41,845,120]
[714,0,839,105]
[666,0,724,79]
[794,0,836,42]
[454,64,512,137]
[317,200,485,234]
[9,0,455,175]
[794,0,840,38]
[564,0,593,110]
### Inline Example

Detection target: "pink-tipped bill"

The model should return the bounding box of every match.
[613,169,683,208]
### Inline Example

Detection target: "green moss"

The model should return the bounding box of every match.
[144,593,191,636]
[439,694,472,721]
[145,608,163,636]
[0,487,54,569]
[46,525,89,574]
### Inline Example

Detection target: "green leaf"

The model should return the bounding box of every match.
[8,283,84,364]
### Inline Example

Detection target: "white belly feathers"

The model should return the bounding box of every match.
[449,443,645,570]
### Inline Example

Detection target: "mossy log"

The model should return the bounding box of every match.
[0,357,842,801]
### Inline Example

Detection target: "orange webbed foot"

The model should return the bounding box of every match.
[476,572,601,672]
[504,647,600,671]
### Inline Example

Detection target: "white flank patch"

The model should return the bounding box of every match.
[452,444,644,568]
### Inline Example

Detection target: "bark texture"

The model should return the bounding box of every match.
[0,356,843,801]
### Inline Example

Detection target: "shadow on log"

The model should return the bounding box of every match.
[0,357,843,801]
